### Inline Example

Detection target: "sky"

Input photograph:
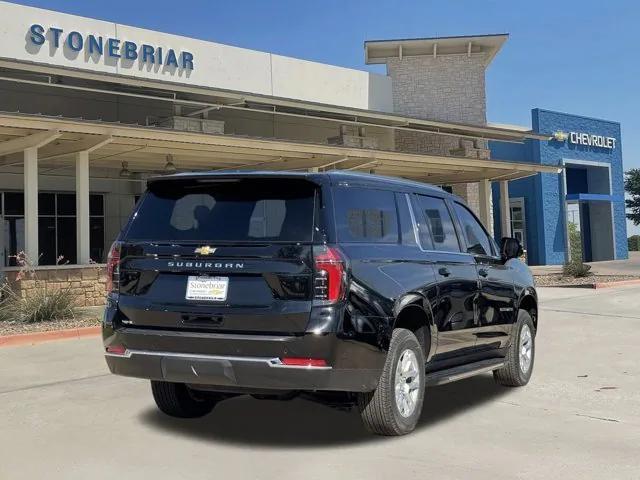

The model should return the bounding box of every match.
[11,0,640,234]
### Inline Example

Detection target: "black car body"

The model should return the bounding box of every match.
[103,171,537,435]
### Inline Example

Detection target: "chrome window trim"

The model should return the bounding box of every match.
[404,193,425,251]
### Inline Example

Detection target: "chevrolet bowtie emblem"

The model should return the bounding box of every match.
[553,130,568,142]
[194,246,216,255]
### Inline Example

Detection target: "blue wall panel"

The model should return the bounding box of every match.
[490,108,628,265]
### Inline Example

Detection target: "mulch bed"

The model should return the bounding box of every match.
[0,315,100,337]
[534,274,640,287]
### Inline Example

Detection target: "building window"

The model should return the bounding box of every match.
[1,192,105,266]
[509,198,527,251]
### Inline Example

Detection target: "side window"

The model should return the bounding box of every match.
[413,195,460,252]
[334,187,399,243]
[453,202,494,256]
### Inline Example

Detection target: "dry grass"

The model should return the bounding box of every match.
[0,282,79,324]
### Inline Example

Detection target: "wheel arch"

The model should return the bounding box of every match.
[392,294,437,362]
[517,289,538,331]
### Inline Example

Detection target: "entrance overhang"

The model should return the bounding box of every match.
[0,112,560,185]
[0,60,550,144]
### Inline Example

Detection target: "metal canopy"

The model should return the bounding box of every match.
[0,61,549,143]
[0,112,560,185]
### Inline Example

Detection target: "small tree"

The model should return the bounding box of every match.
[563,220,591,278]
[567,221,583,262]
[625,169,640,226]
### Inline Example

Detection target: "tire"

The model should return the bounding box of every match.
[151,381,218,418]
[493,309,536,387]
[357,328,425,436]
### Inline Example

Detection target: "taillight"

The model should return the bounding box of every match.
[106,345,127,355]
[106,241,122,294]
[280,357,328,367]
[313,245,345,302]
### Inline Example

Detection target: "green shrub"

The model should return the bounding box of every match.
[562,261,592,278]
[567,221,583,262]
[0,251,79,323]
[0,283,77,323]
[628,235,640,252]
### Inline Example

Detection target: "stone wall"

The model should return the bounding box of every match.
[385,53,490,215]
[3,265,107,307]
[386,54,487,125]
[452,182,481,217]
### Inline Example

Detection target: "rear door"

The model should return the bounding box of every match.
[411,194,480,358]
[116,176,321,334]
[451,201,516,351]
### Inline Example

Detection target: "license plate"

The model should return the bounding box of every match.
[185,276,228,301]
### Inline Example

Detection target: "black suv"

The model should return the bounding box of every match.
[103,171,537,436]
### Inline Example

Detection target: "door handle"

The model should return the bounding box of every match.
[438,267,451,277]
[478,268,489,278]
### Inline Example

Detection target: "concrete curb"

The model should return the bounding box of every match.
[0,326,101,348]
[592,279,640,289]
[541,279,640,289]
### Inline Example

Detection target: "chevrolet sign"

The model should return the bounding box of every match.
[569,132,616,149]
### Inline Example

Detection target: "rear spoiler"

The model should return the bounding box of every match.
[147,170,326,187]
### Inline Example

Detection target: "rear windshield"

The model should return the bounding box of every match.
[125,178,317,242]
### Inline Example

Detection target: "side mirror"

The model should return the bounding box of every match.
[501,237,523,261]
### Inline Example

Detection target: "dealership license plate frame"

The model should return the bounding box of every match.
[185,276,229,302]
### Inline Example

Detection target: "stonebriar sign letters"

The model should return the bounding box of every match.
[28,24,195,70]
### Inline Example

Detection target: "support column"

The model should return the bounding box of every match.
[499,180,512,238]
[478,179,493,235]
[76,150,91,264]
[24,147,39,264]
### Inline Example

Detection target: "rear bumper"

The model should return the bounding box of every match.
[103,322,385,392]
[105,348,380,392]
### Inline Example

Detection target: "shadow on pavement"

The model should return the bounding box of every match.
[139,374,510,448]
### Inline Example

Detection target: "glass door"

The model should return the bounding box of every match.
[509,198,527,250]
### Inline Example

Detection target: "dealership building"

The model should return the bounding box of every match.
[491,110,627,266]
[0,1,628,304]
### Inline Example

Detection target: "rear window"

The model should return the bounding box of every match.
[125,178,317,242]
[333,187,398,243]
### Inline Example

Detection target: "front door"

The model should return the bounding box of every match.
[451,202,516,352]
[474,255,516,351]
